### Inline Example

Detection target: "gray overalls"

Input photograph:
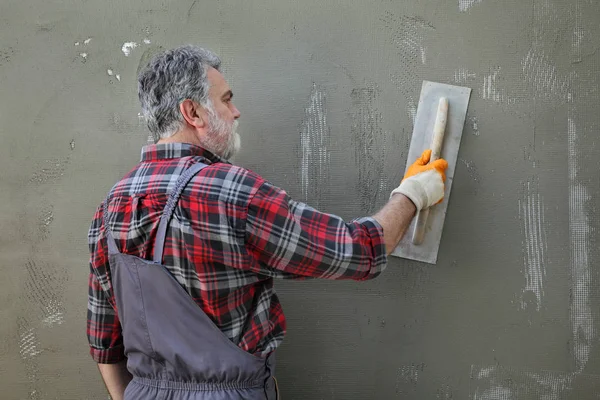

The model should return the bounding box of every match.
[103,162,279,399]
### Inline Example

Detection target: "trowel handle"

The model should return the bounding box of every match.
[412,97,449,245]
[430,97,449,160]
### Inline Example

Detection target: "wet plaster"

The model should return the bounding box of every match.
[0,0,599,399]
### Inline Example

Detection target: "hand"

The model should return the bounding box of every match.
[390,149,448,211]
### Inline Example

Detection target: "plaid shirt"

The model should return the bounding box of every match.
[87,143,387,363]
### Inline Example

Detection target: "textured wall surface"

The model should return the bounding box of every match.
[1,0,599,399]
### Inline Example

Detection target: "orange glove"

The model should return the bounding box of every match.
[390,149,449,210]
[403,149,448,182]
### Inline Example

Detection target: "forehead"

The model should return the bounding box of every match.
[206,67,230,94]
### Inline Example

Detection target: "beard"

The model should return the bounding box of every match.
[202,106,241,160]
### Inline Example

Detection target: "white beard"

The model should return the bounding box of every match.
[222,120,241,160]
[202,107,241,160]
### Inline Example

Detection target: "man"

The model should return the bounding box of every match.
[87,45,448,399]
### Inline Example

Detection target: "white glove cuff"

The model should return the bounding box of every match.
[390,179,427,211]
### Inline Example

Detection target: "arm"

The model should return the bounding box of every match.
[245,181,387,281]
[88,208,130,396]
[244,149,447,279]
[98,361,132,400]
[377,148,448,254]
[88,269,130,397]
[372,193,416,255]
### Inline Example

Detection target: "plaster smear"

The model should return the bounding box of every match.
[571,2,583,63]
[470,116,480,136]
[29,157,69,185]
[522,49,572,102]
[524,0,574,104]
[407,103,417,125]
[436,383,453,399]
[481,68,515,104]
[459,0,483,12]
[41,299,64,326]
[419,46,426,65]
[350,87,387,213]
[532,0,561,47]
[395,363,425,395]
[19,327,42,359]
[471,365,575,399]
[24,259,66,326]
[518,178,547,311]
[299,84,330,207]
[568,117,595,372]
[399,363,425,384]
[122,41,138,56]
[382,12,435,123]
[454,68,477,84]
[460,158,480,183]
[107,69,121,81]
[18,316,43,398]
[38,206,54,240]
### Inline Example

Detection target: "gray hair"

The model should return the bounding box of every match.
[137,45,221,141]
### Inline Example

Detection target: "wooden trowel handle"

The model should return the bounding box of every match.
[430,97,448,161]
[412,97,449,245]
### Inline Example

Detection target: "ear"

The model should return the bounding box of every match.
[179,99,206,129]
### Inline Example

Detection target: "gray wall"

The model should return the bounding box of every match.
[1,0,599,398]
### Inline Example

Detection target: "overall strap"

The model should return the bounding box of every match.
[153,162,209,264]
[103,196,120,255]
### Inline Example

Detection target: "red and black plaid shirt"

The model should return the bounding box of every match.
[87,143,387,363]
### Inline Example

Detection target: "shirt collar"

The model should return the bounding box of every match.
[140,142,226,164]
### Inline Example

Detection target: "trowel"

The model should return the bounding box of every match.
[391,81,472,264]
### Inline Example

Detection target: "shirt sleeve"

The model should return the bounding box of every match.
[87,205,125,364]
[245,181,387,280]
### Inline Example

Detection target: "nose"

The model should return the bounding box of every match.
[232,104,241,119]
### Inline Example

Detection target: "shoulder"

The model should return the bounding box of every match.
[206,162,266,188]
[187,161,269,205]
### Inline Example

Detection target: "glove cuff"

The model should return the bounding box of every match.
[390,179,427,211]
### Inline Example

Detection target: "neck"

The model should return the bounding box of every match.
[157,129,201,146]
